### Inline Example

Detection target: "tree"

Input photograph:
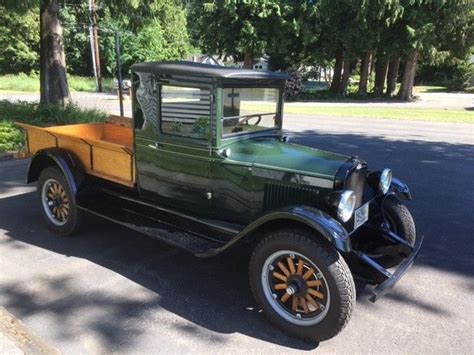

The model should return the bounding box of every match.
[192,1,281,68]
[3,0,70,104]
[40,0,70,105]
[98,0,190,76]
[396,0,473,100]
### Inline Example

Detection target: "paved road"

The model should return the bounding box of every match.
[1,90,473,113]
[0,112,473,352]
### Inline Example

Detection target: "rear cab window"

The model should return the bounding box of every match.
[160,85,211,140]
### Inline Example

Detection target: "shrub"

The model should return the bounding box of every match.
[0,121,23,152]
[449,61,473,91]
[0,100,107,152]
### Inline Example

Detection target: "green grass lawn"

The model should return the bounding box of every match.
[0,74,115,93]
[243,104,473,123]
[413,85,450,93]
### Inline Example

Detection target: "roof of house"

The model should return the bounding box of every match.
[131,61,287,80]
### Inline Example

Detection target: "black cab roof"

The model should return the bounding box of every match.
[131,61,288,81]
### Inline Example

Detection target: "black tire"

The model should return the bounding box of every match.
[378,195,416,268]
[249,229,355,342]
[37,166,82,236]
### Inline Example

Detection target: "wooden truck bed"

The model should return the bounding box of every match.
[17,116,135,187]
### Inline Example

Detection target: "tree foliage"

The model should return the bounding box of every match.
[192,0,282,68]
[0,0,472,102]
[0,6,39,74]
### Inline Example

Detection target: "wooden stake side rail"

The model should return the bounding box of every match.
[16,120,136,188]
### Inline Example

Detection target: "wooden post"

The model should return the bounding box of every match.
[115,31,124,117]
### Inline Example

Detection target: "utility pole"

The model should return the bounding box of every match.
[89,0,102,92]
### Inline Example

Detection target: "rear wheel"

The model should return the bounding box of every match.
[249,229,355,342]
[38,167,82,236]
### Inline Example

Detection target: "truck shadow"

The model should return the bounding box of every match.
[0,130,472,351]
[0,192,317,350]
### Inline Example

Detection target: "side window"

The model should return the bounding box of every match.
[160,85,211,140]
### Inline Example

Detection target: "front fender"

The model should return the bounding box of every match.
[27,148,85,202]
[198,206,351,257]
[390,177,412,200]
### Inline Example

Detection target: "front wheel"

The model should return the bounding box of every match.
[377,195,416,268]
[249,229,355,342]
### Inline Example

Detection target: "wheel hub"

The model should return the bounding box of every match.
[286,275,308,296]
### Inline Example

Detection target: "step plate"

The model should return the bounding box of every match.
[77,191,223,255]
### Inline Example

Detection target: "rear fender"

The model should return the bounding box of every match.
[27,148,85,202]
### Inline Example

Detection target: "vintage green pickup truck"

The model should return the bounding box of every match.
[18,62,422,342]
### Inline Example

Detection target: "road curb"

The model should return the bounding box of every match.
[0,307,58,354]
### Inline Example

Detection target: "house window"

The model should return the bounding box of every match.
[160,85,211,140]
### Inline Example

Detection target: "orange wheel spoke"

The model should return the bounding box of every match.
[305,294,319,309]
[306,280,322,288]
[297,259,304,275]
[308,288,324,299]
[287,257,296,274]
[272,272,287,283]
[274,283,287,290]
[281,292,291,303]
[302,268,315,280]
[300,297,309,314]
[292,295,298,311]
[277,261,290,277]
[48,192,55,199]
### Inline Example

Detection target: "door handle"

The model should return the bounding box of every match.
[148,142,163,150]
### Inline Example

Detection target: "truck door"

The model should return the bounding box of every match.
[134,78,213,216]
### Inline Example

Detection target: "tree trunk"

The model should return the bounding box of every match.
[243,47,253,69]
[337,56,352,96]
[397,50,419,101]
[373,57,388,97]
[40,0,70,105]
[386,55,400,97]
[329,49,343,94]
[358,51,372,95]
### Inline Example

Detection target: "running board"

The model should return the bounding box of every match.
[76,190,225,255]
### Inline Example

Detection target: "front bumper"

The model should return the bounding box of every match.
[353,233,424,302]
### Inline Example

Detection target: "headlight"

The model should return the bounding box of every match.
[337,190,356,223]
[379,168,392,194]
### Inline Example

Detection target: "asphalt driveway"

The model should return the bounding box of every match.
[0,117,473,353]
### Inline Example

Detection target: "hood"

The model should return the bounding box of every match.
[225,137,349,180]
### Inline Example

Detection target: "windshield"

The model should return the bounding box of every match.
[222,87,280,137]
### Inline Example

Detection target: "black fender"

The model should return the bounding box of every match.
[27,148,85,203]
[199,206,351,257]
[390,177,411,200]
